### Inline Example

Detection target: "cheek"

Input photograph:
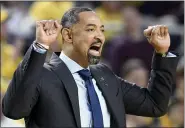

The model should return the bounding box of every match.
[87,34,95,42]
[73,31,96,53]
[82,35,94,50]
[76,37,93,54]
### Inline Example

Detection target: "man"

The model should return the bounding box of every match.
[2,7,179,128]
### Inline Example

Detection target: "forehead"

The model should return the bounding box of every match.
[77,11,103,26]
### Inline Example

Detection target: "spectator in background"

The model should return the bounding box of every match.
[139,1,183,18]
[95,1,123,40]
[5,2,34,58]
[1,7,24,127]
[167,100,184,127]
[120,58,148,87]
[75,1,101,9]
[1,6,8,41]
[175,2,184,25]
[120,58,154,127]
[29,1,73,53]
[102,6,153,76]
[174,56,184,102]
[1,6,22,80]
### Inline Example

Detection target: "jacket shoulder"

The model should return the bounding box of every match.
[93,63,113,72]
[90,63,116,78]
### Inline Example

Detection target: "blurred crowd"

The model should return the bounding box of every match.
[1,1,184,127]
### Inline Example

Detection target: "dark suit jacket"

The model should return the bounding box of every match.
[2,45,179,128]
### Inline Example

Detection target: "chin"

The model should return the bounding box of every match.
[88,53,101,65]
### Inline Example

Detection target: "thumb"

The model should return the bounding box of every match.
[36,21,43,28]
[36,21,45,33]
[148,26,161,46]
[150,26,160,42]
[143,26,153,38]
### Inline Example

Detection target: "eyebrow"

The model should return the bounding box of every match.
[86,24,104,28]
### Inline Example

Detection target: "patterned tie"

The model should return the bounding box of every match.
[78,69,104,128]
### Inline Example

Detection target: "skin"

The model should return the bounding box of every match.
[35,11,171,68]
[62,11,105,68]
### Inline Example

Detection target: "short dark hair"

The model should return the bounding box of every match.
[61,7,93,28]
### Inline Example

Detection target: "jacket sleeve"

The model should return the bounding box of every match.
[118,53,180,117]
[2,45,47,119]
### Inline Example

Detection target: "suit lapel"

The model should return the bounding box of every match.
[90,64,126,127]
[49,52,81,128]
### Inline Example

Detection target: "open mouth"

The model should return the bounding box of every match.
[89,43,101,56]
[90,45,100,51]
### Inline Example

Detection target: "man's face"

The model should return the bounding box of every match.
[71,11,105,65]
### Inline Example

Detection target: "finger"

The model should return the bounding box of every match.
[151,25,160,37]
[44,21,49,31]
[40,20,48,31]
[36,21,45,35]
[159,26,163,37]
[150,26,160,44]
[143,26,154,38]
[50,21,56,34]
[54,20,62,32]
[54,20,61,28]
[51,21,54,30]
[160,25,165,37]
[156,25,163,37]
[52,26,57,34]
[47,20,53,35]
[164,25,168,37]
[39,20,47,28]
[52,29,57,34]
[36,21,43,28]
[51,28,56,34]
[46,30,50,36]
[48,20,54,35]
[40,20,47,24]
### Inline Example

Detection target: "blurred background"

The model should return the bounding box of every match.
[1,1,184,127]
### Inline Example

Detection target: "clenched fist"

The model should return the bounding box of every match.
[144,25,170,54]
[36,20,62,46]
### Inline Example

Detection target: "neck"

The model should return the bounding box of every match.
[63,50,89,68]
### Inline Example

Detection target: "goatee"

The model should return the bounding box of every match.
[88,53,101,65]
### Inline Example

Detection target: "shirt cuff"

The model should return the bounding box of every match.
[33,43,47,54]
[166,52,177,57]
[38,42,49,50]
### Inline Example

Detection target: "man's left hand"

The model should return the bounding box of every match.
[144,25,170,54]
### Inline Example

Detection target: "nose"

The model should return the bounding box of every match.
[94,30,105,43]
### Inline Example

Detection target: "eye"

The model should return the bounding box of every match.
[87,28,95,32]
[101,29,105,32]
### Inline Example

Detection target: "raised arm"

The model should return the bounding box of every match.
[119,25,180,117]
[2,20,62,119]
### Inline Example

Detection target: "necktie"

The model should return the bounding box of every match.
[78,69,104,128]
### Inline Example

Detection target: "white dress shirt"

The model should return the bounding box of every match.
[59,52,110,127]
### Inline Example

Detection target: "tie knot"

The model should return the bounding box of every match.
[78,69,92,80]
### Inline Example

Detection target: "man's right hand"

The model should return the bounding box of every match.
[36,20,62,47]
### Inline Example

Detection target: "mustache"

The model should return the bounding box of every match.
[91,39,102,46]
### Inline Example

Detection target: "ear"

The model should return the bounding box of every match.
[61,28,73,43]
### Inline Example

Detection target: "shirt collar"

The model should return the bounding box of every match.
[59,51,89,74]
